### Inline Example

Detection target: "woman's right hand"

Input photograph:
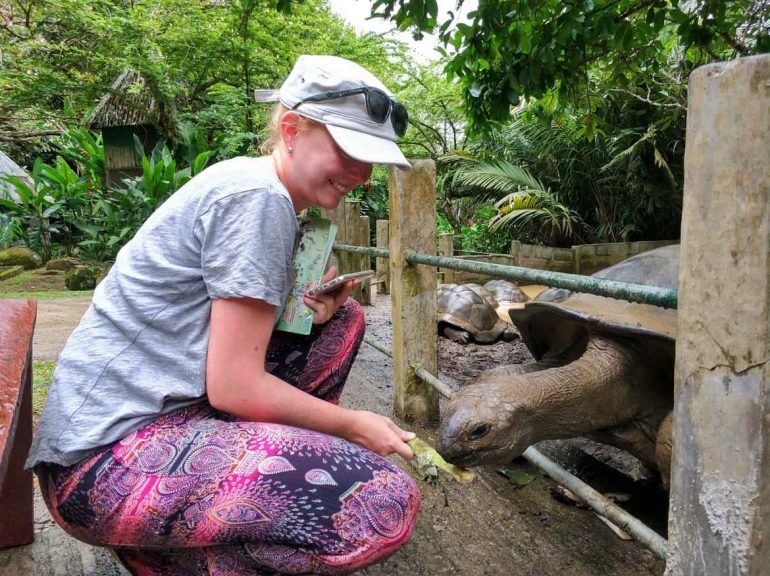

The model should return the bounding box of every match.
[344,410,416,460]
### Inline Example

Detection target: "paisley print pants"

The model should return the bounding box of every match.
[36,300,421,575]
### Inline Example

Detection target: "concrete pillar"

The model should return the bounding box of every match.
[666,55,769,576]
[375,219,390,294]
[389,160,439,423]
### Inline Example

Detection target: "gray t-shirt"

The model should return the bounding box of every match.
[26,156,298,468]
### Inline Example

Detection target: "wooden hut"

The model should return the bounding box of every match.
[86,70,175,188]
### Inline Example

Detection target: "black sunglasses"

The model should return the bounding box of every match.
[291,87,408,137]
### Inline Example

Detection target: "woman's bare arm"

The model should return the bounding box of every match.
[206,297,414,459]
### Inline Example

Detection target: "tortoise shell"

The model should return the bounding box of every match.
[462,283,499,307]
[437,284,510,343]
[482,279,529,304]
[509,245,679,362]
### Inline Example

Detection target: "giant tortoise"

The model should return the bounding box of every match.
[437,283,518,344]
[437,245,679,487]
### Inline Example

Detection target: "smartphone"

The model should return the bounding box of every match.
[306,270,374,296]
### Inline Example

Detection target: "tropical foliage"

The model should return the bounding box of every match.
[0,128,211,262]
[362,0,769,130]
[0,1,433,260]
[449,159,580,244]
[2,0,766,262]
[451,98,686,244]
[0,0,410,164]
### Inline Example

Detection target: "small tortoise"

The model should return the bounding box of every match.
[437,284,518,344]
[438,245,679,487]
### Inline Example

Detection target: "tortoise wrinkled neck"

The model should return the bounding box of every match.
[520,334,653,438]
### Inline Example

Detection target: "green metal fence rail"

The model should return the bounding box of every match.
[333,243,678,309]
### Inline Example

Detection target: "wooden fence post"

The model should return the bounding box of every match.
[359,214,371,305]
[666,55,769,576]
[343,201,364,303]
[375,219,389,294]
[438,232,454,284]
[322,203,344,275]
[390,160,439,423]
[325,201,368,304]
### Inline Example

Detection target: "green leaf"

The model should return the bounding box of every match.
[518,34,532,53]
[497,467,535,488]
[42,204,61,218]
[73,222,101,236]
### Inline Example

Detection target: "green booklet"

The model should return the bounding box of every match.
[276,216,337,335]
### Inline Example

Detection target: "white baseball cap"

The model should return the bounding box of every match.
[255,55,411,170]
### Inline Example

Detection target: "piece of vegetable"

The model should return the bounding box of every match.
[408,437,476,484]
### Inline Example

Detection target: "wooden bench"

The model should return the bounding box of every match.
[0,299,36,548]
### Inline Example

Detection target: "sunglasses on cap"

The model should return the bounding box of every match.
[291,86,408,137]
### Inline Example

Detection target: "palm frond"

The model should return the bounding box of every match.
[453,160,547,197]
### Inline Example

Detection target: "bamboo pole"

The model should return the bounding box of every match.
[334,244,678,309]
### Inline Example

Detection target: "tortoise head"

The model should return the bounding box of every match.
[436,369,536,466]
[437,332,675,469]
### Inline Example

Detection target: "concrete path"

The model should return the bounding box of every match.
[32,297,91,361]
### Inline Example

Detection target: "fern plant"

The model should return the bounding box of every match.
[444,158,581,246]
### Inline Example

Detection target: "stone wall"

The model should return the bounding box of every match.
[449,239,677,284]
[573,240,678,275]
[449,254,519,284]
[512,241,574,273]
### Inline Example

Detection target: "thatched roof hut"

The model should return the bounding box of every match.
[86,70,176,187]
[87,70,176,132]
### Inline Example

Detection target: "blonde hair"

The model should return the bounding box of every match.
[259,103,321,155]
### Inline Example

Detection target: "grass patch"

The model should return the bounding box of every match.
[0,290,93,300]
[1,270,34,285]
[33,360,57,419]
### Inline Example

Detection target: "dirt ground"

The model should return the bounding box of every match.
[3,285,668,575]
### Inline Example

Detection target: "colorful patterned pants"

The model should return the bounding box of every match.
[36,300,421,575]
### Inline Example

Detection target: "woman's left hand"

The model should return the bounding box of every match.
[303,266,356,324]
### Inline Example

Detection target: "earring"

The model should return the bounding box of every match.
[287,145,294,153]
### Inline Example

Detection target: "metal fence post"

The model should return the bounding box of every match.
[389,160,439,423]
